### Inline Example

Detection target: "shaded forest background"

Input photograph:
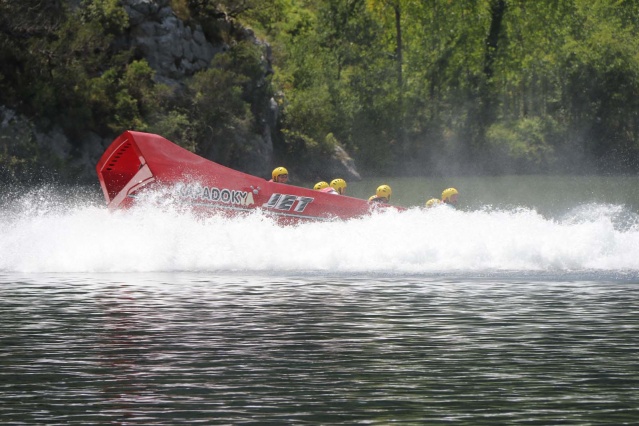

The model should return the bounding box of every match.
[2,0,639,183]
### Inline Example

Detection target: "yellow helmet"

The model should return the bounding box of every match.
[376,184,392,200]
[330,178,347,194]
[272,167,288,181]
[314,181,329,190]
[425,198,441,208]
[441,187,458,202]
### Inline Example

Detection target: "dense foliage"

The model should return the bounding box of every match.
[1,0,639,182]
[248,0,639,175]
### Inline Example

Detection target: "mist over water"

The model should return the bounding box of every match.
[2,186,638,276]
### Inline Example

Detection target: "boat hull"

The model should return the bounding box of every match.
[96,131,393,222]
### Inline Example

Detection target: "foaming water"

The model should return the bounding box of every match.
[1,188,639,274]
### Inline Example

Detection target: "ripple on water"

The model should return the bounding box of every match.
[1,274,639,424]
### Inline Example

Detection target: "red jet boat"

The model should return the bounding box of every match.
[96,131,395,222]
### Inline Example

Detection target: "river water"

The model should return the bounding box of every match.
[1,176,639,424]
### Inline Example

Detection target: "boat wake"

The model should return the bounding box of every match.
[1,186,639,276]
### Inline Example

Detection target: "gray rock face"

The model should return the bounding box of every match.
[0,106,109,181]
[118,1,357,181]
[123,0,220,82]
[305,144,361,183]
[331,145,361,181]
[120,0,279,176]
[0,106,72,160]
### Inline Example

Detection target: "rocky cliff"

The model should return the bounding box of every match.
[0,0,360,184]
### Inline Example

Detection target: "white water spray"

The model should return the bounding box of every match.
[1,188,638,274]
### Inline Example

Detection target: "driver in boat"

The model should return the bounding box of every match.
[270,167,289,183]
[441,187,459,206]
[368,184,392,203]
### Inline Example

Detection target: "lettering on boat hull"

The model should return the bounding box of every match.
[176,183,255,207]
[263,193,314,212]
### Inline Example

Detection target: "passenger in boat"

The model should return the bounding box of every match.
[425,197,441,208]
[315,181,338,194]
[270,167,289,183]
[441,187,459,206]
[368,184,392,203]
[314,181,329,190]
[330,178,347,195]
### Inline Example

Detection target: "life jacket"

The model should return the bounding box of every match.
[320,187,339,194]
[368,196,388,203]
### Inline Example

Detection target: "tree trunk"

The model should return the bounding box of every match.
[484,0,506,80]
[394,3,409,159]
[475,0,506,156]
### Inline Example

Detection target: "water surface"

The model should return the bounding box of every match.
[1,178,639,424]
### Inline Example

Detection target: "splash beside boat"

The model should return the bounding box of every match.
[96,131,395,222]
